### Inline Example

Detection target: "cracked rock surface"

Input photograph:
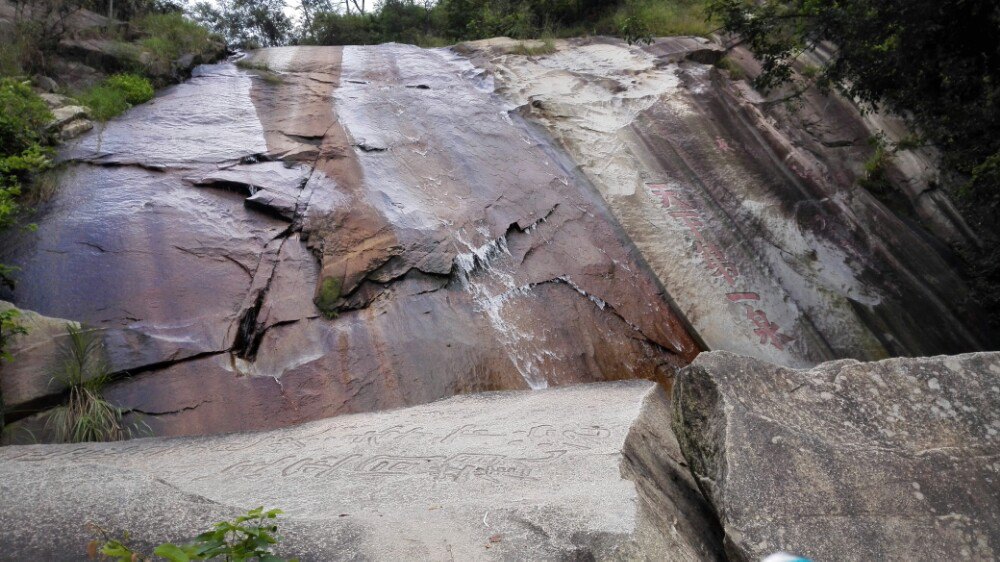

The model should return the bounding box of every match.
[0,46,699,440]
[672,351,1000,561]
[460,36,993,366]
[0,381,725,560]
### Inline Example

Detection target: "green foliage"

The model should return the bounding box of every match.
[190,0,292,50]
[76,74,154,121]
[95,507,297,562]
[0,308,27,363]
[136,12,217,64]
[0,78,52,157]
[858,137,893,196]
[617,16,652,46]
[43,325,137,443]
[105,73,155,104]
[315,276,342,318]
[76,84,131,121]
[298,0,711,46]
[614,0,713,40]
[0,78,52,258]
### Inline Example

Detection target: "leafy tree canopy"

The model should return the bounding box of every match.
[191,0,293,49]
[708,0,1000,208]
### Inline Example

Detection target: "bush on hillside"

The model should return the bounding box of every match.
[105,73,155,104]
[0,78,52,232]
[136,11,218,64]
[76,73,154,121]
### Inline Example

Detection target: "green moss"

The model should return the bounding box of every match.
[315,276,343,318]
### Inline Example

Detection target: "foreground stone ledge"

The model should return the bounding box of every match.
[673,351,1000,561]
[0,381,723,560]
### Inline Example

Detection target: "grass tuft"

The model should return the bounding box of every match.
[43,325,139,443]
[612,0,714,39]
[509,38,556,57]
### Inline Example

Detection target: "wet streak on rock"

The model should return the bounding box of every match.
[462,36,992,367]
[2,44,702,439]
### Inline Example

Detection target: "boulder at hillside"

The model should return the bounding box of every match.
[672,351,1000,561]
[0,381,724,561]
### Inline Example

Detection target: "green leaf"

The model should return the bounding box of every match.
[153,543,192,562]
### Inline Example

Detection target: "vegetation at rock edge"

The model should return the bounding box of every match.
[707,0,1000,326]
[42,325,143,443]
[91,507,298,562]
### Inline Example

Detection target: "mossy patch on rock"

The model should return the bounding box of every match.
[315,276,342,318]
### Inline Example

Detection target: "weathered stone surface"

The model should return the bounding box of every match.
[2,46,698,440]
[463,36,993,365]
[672,351,1000,561]
[0,301,77,415]
[58,117,93,140]
[32,75,58,93]
[0,381,724,561]
[48,104,89,128]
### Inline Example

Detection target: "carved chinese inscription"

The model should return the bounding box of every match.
[649,184,795,351]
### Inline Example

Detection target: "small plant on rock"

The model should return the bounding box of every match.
[44,325,134,443]
[92,507,297,562]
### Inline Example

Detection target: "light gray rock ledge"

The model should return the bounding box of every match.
[0,381,723,561]
[673,351,1000,562]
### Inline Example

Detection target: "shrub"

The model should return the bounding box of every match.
[0,78,52,244]
[136,12,216,64]
[105,73,155,104]
[93,507,297,562]
[0,78,51,156]
[612,0,713,39]
[76,84,131,121]
[43,325,137,443]
[76,74,154,121]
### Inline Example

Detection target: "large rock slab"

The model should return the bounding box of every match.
[0,381,724,561]
[462,36,992,365]
[672,351,1000,561]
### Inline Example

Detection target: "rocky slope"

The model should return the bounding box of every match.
[0,45,698,440]
[459,36,992,366]
[1,36,994,441]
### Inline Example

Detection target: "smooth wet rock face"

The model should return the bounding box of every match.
[672,351,1000,561]
[0,45,698,439]
[0,382,725,561]
[462,36,992,366]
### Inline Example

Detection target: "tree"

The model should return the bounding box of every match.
[708,0,1000,205]
[190,0,292,49]
[708,0,1000,324]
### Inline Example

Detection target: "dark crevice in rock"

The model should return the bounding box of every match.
[354,141,388,153]
[232,290,267,361]
[239,153,274,165]
[3,349,231,425]
[127,399,213,417]
[72,159,174,173]
[545,277,683,358]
